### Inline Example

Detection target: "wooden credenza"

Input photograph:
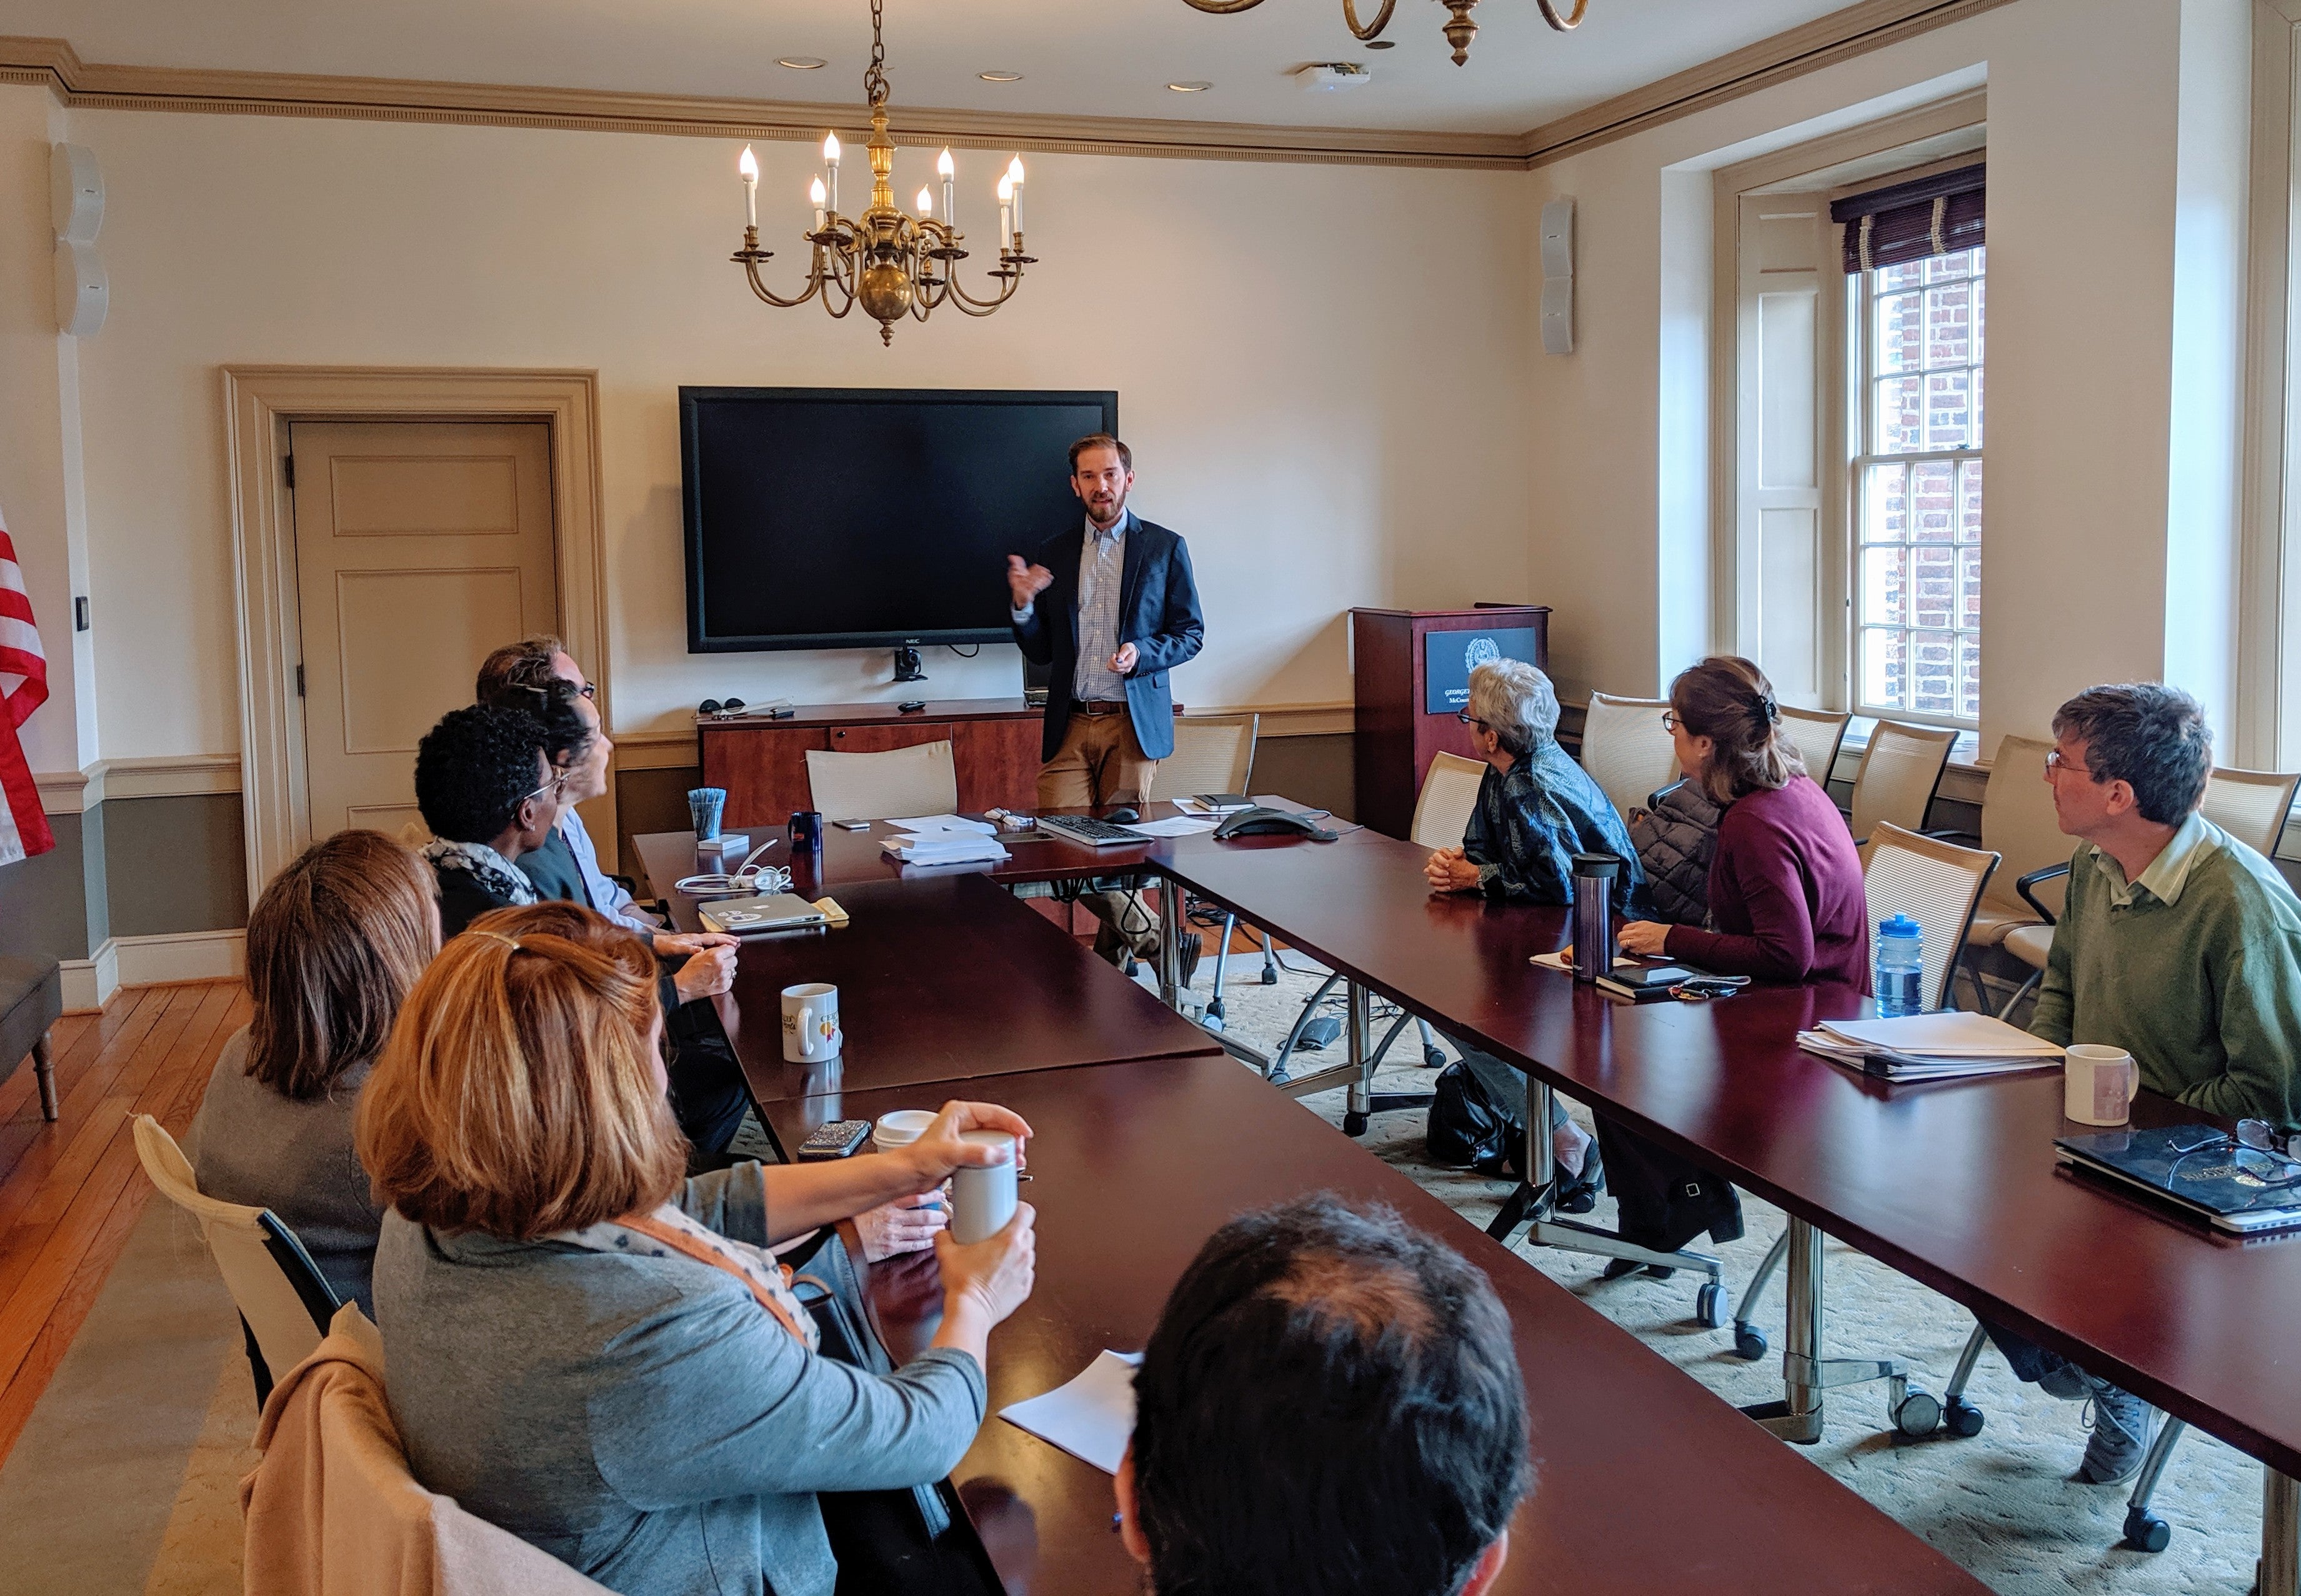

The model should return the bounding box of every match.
[698,698,1046,829]
[1350,606,1551,840]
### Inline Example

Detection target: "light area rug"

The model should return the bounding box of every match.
[1187,956,2270,1596]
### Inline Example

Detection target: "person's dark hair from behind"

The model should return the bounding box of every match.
[2052,682,2212,826]
[1669,654,1805,805]
[473,632,567,702]
[1126,1194,1532,1596]
[414,704,549,845]
[243,829,437,1100]
[479,676,594,772]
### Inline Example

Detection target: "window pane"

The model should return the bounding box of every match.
[1862,547,1910,627]
[1862,627,1908,711]
[1876,260,1924,294]
[1958,631,1981,723]
[1970,364,1984,448]
[1972,274,1985,362]
[1912,545,1956,631]
[1912,629,1958,717]
[1924,371,1972,450]
[1910,461,1957,542]
[1926,249,1975,284]
[1877,292,1923,375]
[1876,376,1924,452]
[1862,462,1909,543]
[1924,282,1972,369]
[1959,544,1982,628]
[1958,459,1984,542]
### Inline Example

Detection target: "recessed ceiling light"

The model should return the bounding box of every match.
[777,56,826,69]
[979,70,1024,82]
[1365,39,1395,49]
[1167,80,1214,92]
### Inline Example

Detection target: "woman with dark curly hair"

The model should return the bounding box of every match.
[412,702,564,938]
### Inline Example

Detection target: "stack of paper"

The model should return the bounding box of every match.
[887,814,998,836]
[1116,815,1220,837]
[999,1350,1142,1474]
[1798,1012,2063,1082]
[1174,797,1254,816]
[881,831,1010,866]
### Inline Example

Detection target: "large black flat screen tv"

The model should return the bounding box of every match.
[681,386,1118,652]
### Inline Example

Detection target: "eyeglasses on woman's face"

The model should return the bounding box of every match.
[1456,711,1487,729]
[519,769,568,807]
[1660,709,1681,734]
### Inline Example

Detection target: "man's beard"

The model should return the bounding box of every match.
[1089,492,1124,525]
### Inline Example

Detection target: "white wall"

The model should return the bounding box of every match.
[0,96,1532,764]
[1525,0,2233,758]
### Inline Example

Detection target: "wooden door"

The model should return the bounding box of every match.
[291,421,558,839]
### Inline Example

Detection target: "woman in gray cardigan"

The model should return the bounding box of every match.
[190,829,438,1314]
[361,903,1037,1596]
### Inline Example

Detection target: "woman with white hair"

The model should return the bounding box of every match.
[1424,659,1642,1210]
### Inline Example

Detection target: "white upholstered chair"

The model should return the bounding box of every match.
[1862,822,2000,1014]
[1848,720,1959,844]
[1578,693,1678,820]
[1159,714,1258,800]
[1779,706,1853,789]
[803,740,959,822]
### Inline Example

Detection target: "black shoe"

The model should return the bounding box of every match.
[1554,1141,1604,1215]
[1600,1257,1675,1282]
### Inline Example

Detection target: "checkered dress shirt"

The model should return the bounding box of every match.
[1071,514,1129,702]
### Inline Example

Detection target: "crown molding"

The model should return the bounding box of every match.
[1522,0,2015,167]
[7,2,2015,173]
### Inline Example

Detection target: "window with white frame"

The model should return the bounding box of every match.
[1852,247,1985,725]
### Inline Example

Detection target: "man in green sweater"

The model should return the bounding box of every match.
[1992,682,2301,1485]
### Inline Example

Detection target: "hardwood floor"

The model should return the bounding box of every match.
[0,980,248,1466]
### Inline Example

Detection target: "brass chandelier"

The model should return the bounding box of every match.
[731,0,1032,346]
[1178,0,1588,66]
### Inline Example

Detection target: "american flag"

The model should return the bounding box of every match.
[0,511,54,866]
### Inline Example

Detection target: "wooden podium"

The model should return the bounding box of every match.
[1350,606,1550,840]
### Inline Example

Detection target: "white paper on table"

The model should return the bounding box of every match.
[1529,951,1637,974]
[1816,1012,2062,1057]
[998,1349,1143,1474]
[1118,815,1220,837]
[887,814,998,836]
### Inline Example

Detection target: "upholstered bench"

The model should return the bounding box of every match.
[0,956,62,1121]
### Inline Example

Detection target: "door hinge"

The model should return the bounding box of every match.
[296,664,306,697]
[283,454,295,489]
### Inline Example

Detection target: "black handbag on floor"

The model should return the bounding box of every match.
[1427,1060,1517,1171]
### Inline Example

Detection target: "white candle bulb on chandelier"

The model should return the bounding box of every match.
[823,131,841,214]
[737,146,758,229]
[809,176,827,233]
[937,147,956,227]
[917,186,936,219]
[1006,156,1025,235]
[997,173,1014,252]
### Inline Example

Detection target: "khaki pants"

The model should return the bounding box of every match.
[1039,710,1161,962]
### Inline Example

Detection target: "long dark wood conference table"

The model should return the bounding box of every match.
[1142,819,2301,1594]
[631,823,1989,1593]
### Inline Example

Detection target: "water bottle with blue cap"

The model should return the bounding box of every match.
[1874,914,1924,1017]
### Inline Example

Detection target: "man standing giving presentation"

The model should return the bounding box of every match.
[1009,434,1204,967]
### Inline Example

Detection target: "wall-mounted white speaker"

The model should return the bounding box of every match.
[49,143,102,243]
[54,241,108,337]
[1540,196,1574,356]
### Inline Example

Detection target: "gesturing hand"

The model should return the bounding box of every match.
[1108,641,1139,676]
[1006,554,1054,611]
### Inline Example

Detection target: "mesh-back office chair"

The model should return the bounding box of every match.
[1259,754,1489,1109]
[1163,716,1283,1011]
[1847,720,1959,845]
[132,1114,341,1409]
[1956,736,2065,1010]
[804,741,959,823]
[1730,825,1999,1420]
[1579,694,1678,821]
[1778,707,1853,791]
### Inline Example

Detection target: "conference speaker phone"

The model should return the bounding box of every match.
[1212,806,1339,843]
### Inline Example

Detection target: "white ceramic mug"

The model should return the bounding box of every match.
[2064,1044,2139,1126]
[871,1109,937,1155]
[950,1130,1019,1245]
[781,982,842,1064]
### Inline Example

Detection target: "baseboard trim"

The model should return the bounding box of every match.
[61,930,245,1012]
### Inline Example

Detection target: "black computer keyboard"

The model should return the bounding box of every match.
[1037,815,1148,847]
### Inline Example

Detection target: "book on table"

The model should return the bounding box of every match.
[1595,965,1693,1004]
[2056,1125,2301,1234]
[1797,1011,2064,1082]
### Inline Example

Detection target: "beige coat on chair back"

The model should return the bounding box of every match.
[241,1306,609,1596]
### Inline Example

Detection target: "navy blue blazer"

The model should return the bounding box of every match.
[1011,514,1204,762]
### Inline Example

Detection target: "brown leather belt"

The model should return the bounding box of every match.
[1079,700,1128,716]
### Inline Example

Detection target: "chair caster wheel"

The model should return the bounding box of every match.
[2121,1507,2171,1554]
[1942,1397,1985,1438]
[1422,1045,1447,1069]
[1891,1388,1943,1439]
[1695,1282,1729,1330]
[1202,1014,1226,1033]
[1733,1324,1768,1362]
[1343,1112,1369,1136]
[1260,965,1280,985]
[1206,999,1226,1022]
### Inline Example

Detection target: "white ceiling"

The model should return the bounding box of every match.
[9,0,1863,136]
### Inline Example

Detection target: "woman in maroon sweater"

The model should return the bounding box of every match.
[1598,658,1868,1267]
[1616,659,1869,989]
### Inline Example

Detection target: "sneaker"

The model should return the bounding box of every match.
[2075,1378,2156,1485]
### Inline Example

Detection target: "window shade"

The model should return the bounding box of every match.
[1831,163,1984,275]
